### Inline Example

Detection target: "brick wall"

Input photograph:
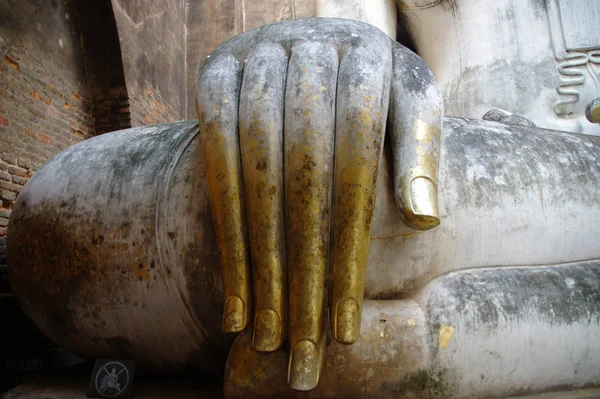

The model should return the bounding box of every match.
[130,88,182,127]
[0,0,96,292]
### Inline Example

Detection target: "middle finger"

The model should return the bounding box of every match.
[284,41,339,391]
[239,42,289,353]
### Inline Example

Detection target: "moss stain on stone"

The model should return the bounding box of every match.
[382,368,458,399]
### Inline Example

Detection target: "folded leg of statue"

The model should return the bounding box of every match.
[9,116,600,397]
[226,259,600,398]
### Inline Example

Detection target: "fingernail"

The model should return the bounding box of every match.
[288,339,321,391]
[223,295,246,333]
[409,177,440,230]
[252,309,282,352]
[334,297,360,344]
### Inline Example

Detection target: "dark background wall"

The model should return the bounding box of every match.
[111,0,187,125]
[184,0,316,116]
[75,0,131,134]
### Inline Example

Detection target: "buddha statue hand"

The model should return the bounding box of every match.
[196,18,442,391]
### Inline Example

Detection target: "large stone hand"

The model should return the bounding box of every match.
[196,18,442,391]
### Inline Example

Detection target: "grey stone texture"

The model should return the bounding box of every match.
[8,108,600,396]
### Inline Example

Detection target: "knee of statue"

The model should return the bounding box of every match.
[6,16,600,399]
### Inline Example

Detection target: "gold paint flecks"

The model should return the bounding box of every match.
[439,324,454,349]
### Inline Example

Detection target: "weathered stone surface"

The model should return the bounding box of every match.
[419,261,600,397]
[483,108,537,127]
[397,0,600,135]
[225,260,600,398]
[8,115,600,391]
[2,2,600,397]
[368,117,600,298]
[9,121,230,376]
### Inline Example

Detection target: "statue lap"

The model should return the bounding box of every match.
[9,115,600,396]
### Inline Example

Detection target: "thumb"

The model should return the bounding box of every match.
[388,42,443,230]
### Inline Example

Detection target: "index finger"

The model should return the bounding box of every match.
[239,43,288,352]
[197,54,251,333]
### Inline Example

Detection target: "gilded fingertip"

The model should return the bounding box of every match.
[252,309,283,352]
[223,295,246,333]
[400,176,440,231]
[288,339,321,391]
[334,297,360,344]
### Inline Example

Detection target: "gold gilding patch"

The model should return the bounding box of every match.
[357,109,372,125]
[201,119,251,333]
[439,324,454,349]
[413,119,437,144]
[363,94,376,103]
